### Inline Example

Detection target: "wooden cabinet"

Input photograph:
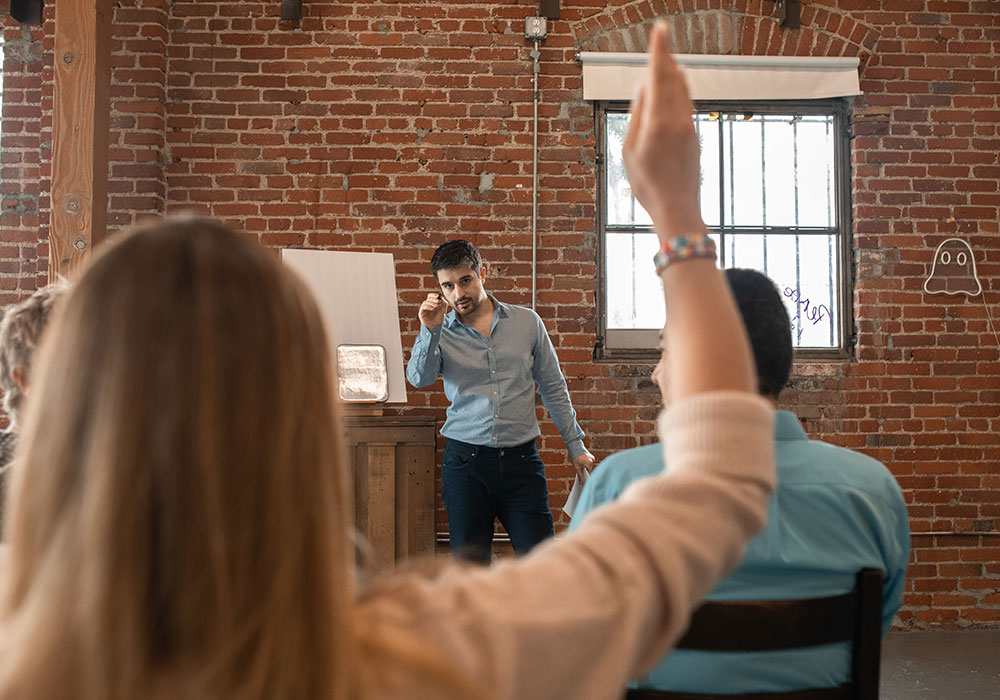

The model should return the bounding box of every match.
[342,415,437,568]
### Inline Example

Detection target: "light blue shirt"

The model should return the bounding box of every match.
[406,296,586,458]
[569,410,910,695]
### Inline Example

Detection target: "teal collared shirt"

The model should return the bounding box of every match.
[569,410,910,694]
[406,295,585,457]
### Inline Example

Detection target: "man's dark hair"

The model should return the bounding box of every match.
[724,268,793,399]
[430,240,481,277]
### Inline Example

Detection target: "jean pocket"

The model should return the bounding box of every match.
[443,443,478,471]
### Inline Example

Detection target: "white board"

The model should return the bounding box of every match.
[281,249,406,403]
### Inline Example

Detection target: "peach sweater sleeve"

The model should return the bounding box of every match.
[357,392,776,700]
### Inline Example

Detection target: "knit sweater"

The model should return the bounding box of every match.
[357,391,776,700]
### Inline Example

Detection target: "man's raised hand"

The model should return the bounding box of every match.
[418,292,447,329]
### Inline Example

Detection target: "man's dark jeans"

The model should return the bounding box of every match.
[441,437,554,564]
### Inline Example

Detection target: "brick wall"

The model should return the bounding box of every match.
[1,0,998,629]
[0,18,45,302]
[108,0,169,228]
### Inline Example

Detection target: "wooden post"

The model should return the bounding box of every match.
[50,0,112,282]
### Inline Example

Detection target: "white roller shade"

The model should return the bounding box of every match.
[580,52,861,101]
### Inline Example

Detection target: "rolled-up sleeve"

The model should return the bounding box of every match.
[406,325,443,388]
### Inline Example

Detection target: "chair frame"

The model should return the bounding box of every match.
[626,569,883,700]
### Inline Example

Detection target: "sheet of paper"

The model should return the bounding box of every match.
[282,249,407,403]
[562,469,590,519]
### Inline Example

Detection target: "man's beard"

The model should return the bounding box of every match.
[455,297,476,314]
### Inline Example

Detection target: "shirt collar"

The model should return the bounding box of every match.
[444,294,507,328]
[489,295,510,318]
[774,410,809,442]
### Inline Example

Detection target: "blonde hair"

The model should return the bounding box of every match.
[0,218,358,700]
[0,284,67,426]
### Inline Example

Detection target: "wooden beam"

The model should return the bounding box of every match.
[50,0,112,281]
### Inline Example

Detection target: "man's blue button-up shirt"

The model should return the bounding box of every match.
[569,410,910,695]
[406,296,586,458]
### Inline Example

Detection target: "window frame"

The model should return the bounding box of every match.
[594,98,855,362]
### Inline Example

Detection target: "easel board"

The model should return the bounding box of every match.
[282,248,407,403]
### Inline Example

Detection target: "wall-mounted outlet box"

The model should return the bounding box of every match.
[525,17,547,40]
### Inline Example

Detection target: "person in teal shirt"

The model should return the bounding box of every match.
[569,268,910,695]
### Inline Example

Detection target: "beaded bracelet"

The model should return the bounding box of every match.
[652,233,717,275]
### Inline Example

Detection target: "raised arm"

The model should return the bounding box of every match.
[405,292,447,388]
[623,25,755,400]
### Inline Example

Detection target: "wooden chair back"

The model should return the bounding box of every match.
[625,569,884,700]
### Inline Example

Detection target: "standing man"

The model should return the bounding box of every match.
[570,268,910,695]
[407,240,596,564]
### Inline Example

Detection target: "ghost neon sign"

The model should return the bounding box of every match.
[924,237,982,297]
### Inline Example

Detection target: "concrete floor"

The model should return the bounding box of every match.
[881,629,1000,699]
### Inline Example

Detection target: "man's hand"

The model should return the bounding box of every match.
[572,451,597,481]
[622,22,705,241]
[418,292,447,329]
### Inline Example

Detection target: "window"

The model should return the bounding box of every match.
[597,100,852,359]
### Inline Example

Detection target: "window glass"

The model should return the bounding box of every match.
[600,102,849,355]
